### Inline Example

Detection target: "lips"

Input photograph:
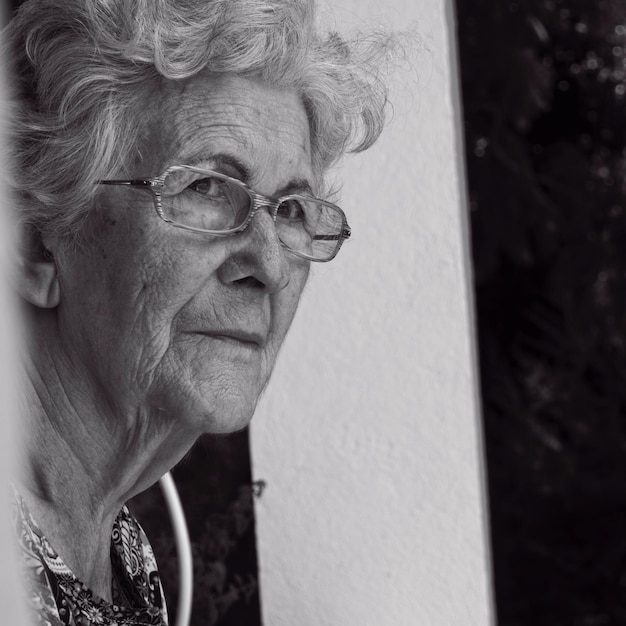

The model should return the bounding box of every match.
[200,330,267,348]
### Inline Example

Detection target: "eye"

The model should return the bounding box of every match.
[187,176,229,199]
[277,198,306,221]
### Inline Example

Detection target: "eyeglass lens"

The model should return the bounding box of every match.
[160,169,344,260]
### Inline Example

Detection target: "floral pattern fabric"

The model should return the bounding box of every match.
[15,493,168,626]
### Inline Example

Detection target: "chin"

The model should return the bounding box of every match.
[179,381,263,435]
[154,353,271,435]
[200,407,256,435]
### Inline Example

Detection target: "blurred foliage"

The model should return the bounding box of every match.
[456,0,626,623]
[130,430,262,626]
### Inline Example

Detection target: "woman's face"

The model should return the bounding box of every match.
[53,74,312,435]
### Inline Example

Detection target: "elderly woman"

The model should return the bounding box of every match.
[7,0,390,623]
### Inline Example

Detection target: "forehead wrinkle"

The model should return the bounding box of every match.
[150,74,314,190]
[172,124,252,162]
[175,105,310,148]
[172,79,310,141]
[173,119,312,185]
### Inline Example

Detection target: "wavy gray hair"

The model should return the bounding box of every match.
[7,0,392,249]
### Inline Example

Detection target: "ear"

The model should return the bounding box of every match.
[18,233,61,309]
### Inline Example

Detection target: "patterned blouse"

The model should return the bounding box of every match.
[15,493,169,626]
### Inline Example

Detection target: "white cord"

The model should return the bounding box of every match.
[159,471,193,626]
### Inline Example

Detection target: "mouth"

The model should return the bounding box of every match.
[199,331,266,348]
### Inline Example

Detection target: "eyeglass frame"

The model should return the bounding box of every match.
[97,165,351,262]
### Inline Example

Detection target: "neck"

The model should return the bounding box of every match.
[19,321,198,601]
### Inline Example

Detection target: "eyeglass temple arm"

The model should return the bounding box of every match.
[98,179,154,187]
[314,228,351,241]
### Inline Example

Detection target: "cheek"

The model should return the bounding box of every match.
[62,231,208,373]
[99,218,217,313]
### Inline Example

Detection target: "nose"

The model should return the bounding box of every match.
[218,206,290,293]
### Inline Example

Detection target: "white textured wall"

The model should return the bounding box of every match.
[251,0,494,624]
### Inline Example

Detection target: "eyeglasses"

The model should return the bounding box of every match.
[98,165,351,262]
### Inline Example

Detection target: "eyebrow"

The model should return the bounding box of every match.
[187,153,251,182]
[276,178,314,197]
[186,152,314,197]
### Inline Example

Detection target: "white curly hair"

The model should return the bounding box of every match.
[6,0,393,250]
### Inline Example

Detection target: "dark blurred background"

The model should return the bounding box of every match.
[454,0,626,623]
[129,433,262,626]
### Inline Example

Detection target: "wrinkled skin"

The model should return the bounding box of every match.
[56,74,312,439]
[20,74,313,599]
